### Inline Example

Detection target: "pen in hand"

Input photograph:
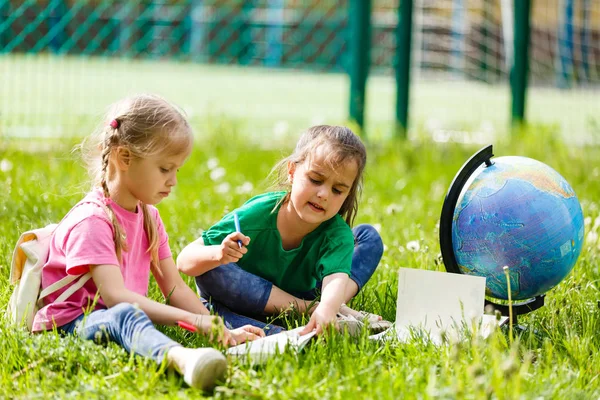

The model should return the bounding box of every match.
[233,212,243,248]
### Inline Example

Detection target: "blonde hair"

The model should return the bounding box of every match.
[271,125,367,225]
[79,94,193,267]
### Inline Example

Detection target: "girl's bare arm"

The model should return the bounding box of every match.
[90,263,209,327]
[151,256,211,315]
[177,233,249,276]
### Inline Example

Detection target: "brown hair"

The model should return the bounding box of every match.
[271,125,367,225]
[79,94,193,267]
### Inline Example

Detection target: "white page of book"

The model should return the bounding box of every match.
[227,326,317,364]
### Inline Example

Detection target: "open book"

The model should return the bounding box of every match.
[227,326,317,364]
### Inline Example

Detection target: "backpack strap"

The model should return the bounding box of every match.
[38,272,92,302]
[33,197,113,306]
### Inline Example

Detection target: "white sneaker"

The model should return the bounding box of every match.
[336,313,364,336]
[171,348,227,391]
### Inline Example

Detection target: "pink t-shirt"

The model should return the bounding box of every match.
[32,189,172,332]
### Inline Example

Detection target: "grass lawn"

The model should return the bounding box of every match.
[1,124,600,398]
[1,54,598,143]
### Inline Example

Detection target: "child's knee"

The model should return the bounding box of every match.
[355,224,384,257]
[111,302,148,326]
[111,302,138,314]
[195,263,248,299]
[195,271,218,299]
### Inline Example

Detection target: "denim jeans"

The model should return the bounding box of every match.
[196,224,383,336]
[60,303,179,364]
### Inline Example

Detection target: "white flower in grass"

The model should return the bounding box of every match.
[0,159,13,172]
[386,203,402,215]
[236,181,254,194]
[395,179,407,191]
[372,223,382,233]
[210,167,226,181]
[587,230,598,245]
[406,240,420,252]
[215,182,231,194]
[484,304,495,315]
[207,158,219,170]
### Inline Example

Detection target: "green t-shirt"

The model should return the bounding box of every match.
[202,192,355,293]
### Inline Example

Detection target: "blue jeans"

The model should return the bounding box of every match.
[60,303,179,364]
[196,224,383,336]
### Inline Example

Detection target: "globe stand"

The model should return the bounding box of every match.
[482,295,545,325]
[439,145,545,325]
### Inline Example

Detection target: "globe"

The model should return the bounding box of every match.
[451,156,584,300]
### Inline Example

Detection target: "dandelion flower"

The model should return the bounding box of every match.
[215,182,231,194]
[406,240,420,252]
[235,181,254,194]
[0,159,13,172]
[207,158,219,170]
[210,167,226,181]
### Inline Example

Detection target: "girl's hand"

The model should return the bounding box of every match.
[192,315,235,346]
[216,233,250,264]
[300,303,338,335]
[229,325,266,344]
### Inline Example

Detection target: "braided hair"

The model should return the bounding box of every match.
[78,94,193,267]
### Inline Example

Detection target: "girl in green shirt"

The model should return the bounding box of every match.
[178,125,389,335]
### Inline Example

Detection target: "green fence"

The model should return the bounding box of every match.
[0,1,354,71]
[6,1,597,79]
[1,0,599,140]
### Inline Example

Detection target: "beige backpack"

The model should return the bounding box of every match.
[7,199,111,331]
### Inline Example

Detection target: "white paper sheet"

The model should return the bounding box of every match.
[369,268,508,344]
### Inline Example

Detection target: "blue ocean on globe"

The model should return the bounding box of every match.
[452,156,584,300]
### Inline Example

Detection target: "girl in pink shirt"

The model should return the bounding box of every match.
[34,94,263,391]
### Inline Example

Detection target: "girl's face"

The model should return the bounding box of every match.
[287,149,358,227]
[118,147,190,210]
